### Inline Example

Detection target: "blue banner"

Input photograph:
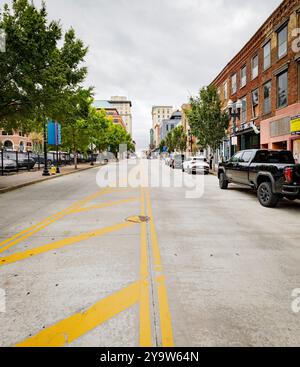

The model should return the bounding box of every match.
[47,120,61,146]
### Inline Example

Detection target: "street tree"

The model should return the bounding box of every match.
[0,0,88,130]
[188,85,228,156]
[60,89,91,169]
[165,130,175,153]
[107,123,135,159]
[172,126,187,153]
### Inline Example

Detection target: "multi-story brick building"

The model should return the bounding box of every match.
[0,130,33,152]
[211,0,300,162]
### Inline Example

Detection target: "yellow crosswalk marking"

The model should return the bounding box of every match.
[16,282,140,347]
[0,187,116,253]
[0,221,136,267]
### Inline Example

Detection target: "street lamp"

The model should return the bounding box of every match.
[227,99,242,156]
[42,120,50,176]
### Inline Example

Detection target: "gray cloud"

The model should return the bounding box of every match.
[4,0,282,149]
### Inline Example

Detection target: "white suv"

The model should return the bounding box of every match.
[182,156,209,175]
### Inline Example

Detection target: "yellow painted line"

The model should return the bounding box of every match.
[139,187,152,347]
[72,197,138,214]
[0,221,136,267]
[145,188,174,347]
[16,282,140,347]
[0,187,125,254]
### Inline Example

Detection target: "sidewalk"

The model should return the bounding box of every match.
[0,164,101,194]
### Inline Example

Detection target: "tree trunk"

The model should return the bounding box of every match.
[74,150,78,169]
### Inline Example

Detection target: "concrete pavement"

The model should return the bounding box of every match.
[0,160,300,346]
[0,163,100,193]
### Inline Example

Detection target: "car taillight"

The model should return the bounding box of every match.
[284,167,293,183]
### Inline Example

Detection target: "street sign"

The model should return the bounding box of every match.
[291,115,300,135]
[47,120,62,145]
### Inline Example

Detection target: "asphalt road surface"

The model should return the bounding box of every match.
[0,159,300,347]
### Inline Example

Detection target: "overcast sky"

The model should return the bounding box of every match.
[4,0,282,149]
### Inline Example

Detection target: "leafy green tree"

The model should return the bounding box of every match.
[172,126,187,153]
[188,86,228,153]
[0,0,88,130]
[60,89,91,168]
[165,130,175,153]
[107,123,134,159]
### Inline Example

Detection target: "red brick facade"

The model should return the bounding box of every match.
[0,130,33,152]
[211,0,300,162]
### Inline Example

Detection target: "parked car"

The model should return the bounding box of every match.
[218,149,300,207]
[0,158,17,172]
[4,152,36,169]
[182,156,209,175]
[171,155,185,169]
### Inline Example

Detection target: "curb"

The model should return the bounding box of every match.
[0,165,102,195]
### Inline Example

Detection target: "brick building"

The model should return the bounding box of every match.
[0,130,33,152]
[211,0,300,162]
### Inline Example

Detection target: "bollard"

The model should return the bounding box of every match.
[50,165,56,175]
[38,154,40,171]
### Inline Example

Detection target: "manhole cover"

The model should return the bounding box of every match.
[125,215,150,223]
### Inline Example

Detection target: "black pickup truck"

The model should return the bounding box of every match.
[218,149,300,207]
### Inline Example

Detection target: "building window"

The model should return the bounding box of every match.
[231,74,237,95]
[252,89,259,118]
[263,41,271,70]
[241,96,247,123]
[224,81,228,100]
[277,71,288,108]
[277,25,288,59]
[263,81,272,114]
[240,66,247,88]
[252,55,258,79]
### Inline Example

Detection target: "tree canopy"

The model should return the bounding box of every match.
[0,0,88,130]
[164,125,187,153]
[187,86,229,151]
[188,86,229,152]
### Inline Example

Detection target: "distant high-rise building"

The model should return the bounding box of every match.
[151,106,173,148]
[109,96,133,135]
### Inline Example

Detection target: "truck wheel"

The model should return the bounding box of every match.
[219,172,228,189]
[257,182,279,208]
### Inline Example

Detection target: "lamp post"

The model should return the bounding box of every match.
[227,99,242,156]
[42,120,50,176]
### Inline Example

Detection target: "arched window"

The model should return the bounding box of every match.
[4,140,13,150]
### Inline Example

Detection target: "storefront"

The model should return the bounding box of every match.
[260,103,300,163]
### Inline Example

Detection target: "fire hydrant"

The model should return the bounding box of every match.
[50,165,56,175]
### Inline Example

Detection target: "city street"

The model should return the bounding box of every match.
[0,159,300,347]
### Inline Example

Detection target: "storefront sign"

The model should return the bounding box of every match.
[231,136,238,146]
[291,115,300,135]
